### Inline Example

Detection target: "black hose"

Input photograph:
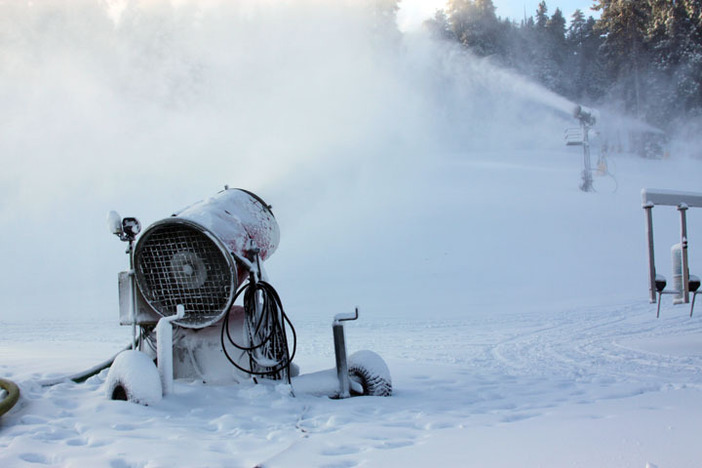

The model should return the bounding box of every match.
[221,279,296,383]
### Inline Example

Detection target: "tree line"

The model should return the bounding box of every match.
[423,0,702,134]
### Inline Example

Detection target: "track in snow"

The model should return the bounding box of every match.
[1,301,702,467]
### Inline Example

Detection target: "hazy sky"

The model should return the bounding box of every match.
[399,0,599,30]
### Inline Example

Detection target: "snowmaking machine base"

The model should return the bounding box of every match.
[105,188,391,404]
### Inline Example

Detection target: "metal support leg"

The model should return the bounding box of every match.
[580,123,594,192]
[644,204,658,304]
[332,308,359,399]
[678,204,690,304]
[657,292,663,318]
[156,305,185,396]
[691,292,698,317]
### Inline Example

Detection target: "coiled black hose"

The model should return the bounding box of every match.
[221,279,296,383]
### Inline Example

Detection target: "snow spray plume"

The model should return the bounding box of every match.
[0,0,578,320]
[0,0,578,215]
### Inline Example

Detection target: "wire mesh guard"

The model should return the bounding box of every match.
[134,222,237,328]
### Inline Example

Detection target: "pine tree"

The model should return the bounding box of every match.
[593,0,652,117]
[372,0,401,38]
[429,0,702,131]
[567,8,587,46]
[447,0,472,45]
[424,9,455,41]
[535,1,549,30]
[529,2,564,93]
[447,0,502,57]
[581,16,607,102]
[545,8,568,94]
[565,10,605,102]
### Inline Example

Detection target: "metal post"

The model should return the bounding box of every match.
[333,308,359,399]
[333,322,350,398]
[156,304,185,396]
[679,204,690,303]
[643,203,657,303]
[128,240,138,350]
[580,122,594,192]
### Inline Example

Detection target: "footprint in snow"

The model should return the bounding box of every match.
[65,437,88,447]
[375,440,414,450]
[110,458,137,468]
[51,398,79,410]
[321,445,361,456]
[19,453,50,464]
[111,423,136,431]
[87,438,111,448]
[500,412,539,423]
[318,460,357,468]
[19,415,49,425]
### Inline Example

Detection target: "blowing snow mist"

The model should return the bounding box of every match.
[1,0,596,320]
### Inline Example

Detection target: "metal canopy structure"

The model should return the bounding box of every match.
[642,188,702,317]
[642,189,702,208]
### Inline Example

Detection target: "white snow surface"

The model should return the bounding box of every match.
[104,350,162,406]
[1,1,702,466]
[2,304,702,467]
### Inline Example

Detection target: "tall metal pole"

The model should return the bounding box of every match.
[679,204,690,303]
[643,203,657,303]
[580,121,594,192]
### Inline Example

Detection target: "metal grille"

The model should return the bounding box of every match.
[134,222,236,328]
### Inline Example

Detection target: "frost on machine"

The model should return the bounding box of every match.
[106,187,392,404]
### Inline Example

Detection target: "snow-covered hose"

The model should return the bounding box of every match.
[38,340,138,387]
[0,378,20,417]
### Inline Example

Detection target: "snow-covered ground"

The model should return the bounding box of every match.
[2,299,702,467]
[2,150,702,467]
[2,2,702,467]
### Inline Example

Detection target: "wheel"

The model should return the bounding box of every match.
[347,350,392,397]
[105,350,162,406]
[0,378,20,417]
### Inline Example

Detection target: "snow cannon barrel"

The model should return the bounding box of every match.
[573,104,597,126]
[133,188,279,329]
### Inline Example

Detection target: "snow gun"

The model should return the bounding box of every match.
[105,187,391,405]
[566,104,600,192]
[573,104,597,127]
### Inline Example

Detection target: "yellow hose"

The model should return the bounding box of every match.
[0,378,20,417]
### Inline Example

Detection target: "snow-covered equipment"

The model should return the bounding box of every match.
[642,189,702,317]
[573,105,597,127]
[565,105,599,192]
[106,187,391,404]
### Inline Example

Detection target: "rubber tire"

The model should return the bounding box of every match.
[0,378,20,417]
[105,350,162,406]
[347,350,392,397]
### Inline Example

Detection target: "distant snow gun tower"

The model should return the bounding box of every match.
[566,105,597,192]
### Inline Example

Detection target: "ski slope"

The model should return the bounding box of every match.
[1,2,702,466]
[2,149,702,467]
[2,299,702,467]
